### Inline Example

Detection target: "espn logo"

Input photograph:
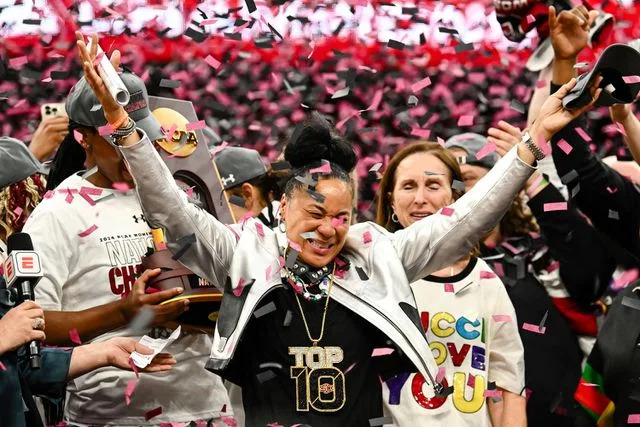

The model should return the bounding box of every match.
[3,251,43,286]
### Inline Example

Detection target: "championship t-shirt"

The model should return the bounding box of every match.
[24,173,230,425]
[382,257,525,426]
[221,283,414,427]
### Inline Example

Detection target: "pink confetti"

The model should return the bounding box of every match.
[476,142,497,160]
[522,322,546,334]
[623,76,640,84]
[163,123,177,140]
[480,271,496,279]
[78,224,98,237]
[9,56,28,68]
[371,347,395,356]
[616,123,627,136]
[525,14,536,24]
[255,222,265,238]
[125,379,136,405]
[233,278,247,297]
[205,55,221,69]
[437,137,445,147]
[201,19,217,26]
[44,190,55,199]
[535,80,547,89]
[457,115,474,127]
[546,261,560,272]
[93,52,104,67]
[331,216,346,227]
[484,389,502,398]
[444,283,454,293]
[309,163,332,174]
[73,130,83,143]
[628,414,640,424]
[186,120,206,131]
[492,314,512,322]
[13,206,23,218]
[467,374,475,387]
[543,202,567,212]
[363,231,372,244]
[145,406,163,421]
[221,416,238,427]
[411,76,432,93]
[606,186,618,194]
[574,127,592,142]
[557,139,573,155]
[265,265,272,281]
[493,263,505,277]
[367,89,383,111]
[410,127,431,139]
[0,361,5,371]
[436,366,446,383]
[440,207,454,216]
[112,182,131,192]
[288,239,302,252]
[98,124,114,136]
[69,328,82,344]
[613,268,639,290]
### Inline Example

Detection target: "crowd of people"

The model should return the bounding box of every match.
[3,1,640,427]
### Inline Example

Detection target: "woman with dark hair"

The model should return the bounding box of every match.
[77,30,601,425]
[377,142,526,426]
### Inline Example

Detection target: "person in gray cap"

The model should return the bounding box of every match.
[445,132,500,190]
[22,43,231,426]
[215,146,287,227]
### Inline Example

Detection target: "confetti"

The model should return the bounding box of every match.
[492,314,512,322]
[285,249,300,269]
[535,80,547,89]
[331,87,350,99]
[609,210,620,220]
[331,217,346,227]
[69,328,82,344]
[411,76,432,93]
[371,347,395,356]
[476,142,496,160]
[440,207,454,216]
[387,39,405,50]
[283,310,293,327]
[410,128,431,139]
[363,231,372,244]
[467,374,475,387]
[125,379,137,405]
[256,369,276,383]
[480,271,496,279]
[522,322,546,334]
[623,76,640,84]
[171,233,196,261]
[98,124,114,136]
[444,283,454,293]
[0,361,5,371]
[78,224,98,237]
[186,120,206,131]
[355,266,369,280]
[560,169,579,185]
[436,366,446,383]
[145,407,163,421]
[457,115,474,127]
[159,79,180,89]
[557,139,573,155]
[543,202,567,212]
[309,162,332,175]
[484,389,502,398]
[574,127,592,142]
[369,416,393,426]
[254,301,277,318]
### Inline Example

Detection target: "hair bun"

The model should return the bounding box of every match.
[284,111,357,173]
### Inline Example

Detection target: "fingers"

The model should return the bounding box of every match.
[548,6,557,28]
[109,50,121,70]
[142,286,184,306]
[553,77,578,99]
[487,127,516,143]
[587,10,599,27]
[131,268,161,295]
[30,330,46,342]
[133,342,154,355]
[90,33,98,60]
[151,300,189,324]
[17,300,41,311]
[496,120,523,137]
[23,308,45,319]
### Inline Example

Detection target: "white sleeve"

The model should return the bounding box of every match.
[23,205,71,311]
[487,278,526,395]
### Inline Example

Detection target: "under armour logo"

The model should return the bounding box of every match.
[133,214,147,224]
[221,174,236,187]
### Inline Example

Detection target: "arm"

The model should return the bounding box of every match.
[527,66,552,127]
[488,391,527,427]
[527,181,616,305]
[610,104,640,165]
[394,78,602,282]
[75,33,237,287]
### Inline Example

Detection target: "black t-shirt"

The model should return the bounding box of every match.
[221,285,412,427]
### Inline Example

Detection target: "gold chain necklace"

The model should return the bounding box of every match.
[293,263,336,347]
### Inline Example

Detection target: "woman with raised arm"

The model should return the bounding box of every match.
[75,30,601,426]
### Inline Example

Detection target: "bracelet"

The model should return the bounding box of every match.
[109,111,129,129]
[522,131,546,162]
[110,118,137,146]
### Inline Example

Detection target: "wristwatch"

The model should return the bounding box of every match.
[110,117,137,146]
[521,131,545,162]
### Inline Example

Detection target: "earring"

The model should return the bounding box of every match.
[391,213,399,223]
[278,220,286,233]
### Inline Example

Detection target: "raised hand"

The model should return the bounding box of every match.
[488,121,523,157]
[74,31,124,125]
[103,337,176,372]
[0,301,46,355]
[30,116,69,161]
[119,268,190,327]
[549,5,599,60]
[531,76,603,143]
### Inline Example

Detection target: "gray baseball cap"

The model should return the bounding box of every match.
[445,133,499,170]
[214,147,268,190]
[65,72,164,142]
[0,137,44,188]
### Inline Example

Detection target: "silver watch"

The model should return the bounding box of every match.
[522,131,545,161]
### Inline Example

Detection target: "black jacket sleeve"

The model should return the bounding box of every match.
[549,83,640,258]
[527,183,616,305]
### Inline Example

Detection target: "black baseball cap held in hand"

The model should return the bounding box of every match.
[563,43,640,110]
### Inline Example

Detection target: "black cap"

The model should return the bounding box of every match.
[563,43,640,110]
[7,232,33,254]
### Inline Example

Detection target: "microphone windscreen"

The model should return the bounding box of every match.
[7,232,34,254]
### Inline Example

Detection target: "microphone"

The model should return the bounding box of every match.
[4,232,43,369]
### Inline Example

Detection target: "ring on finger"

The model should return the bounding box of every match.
[32,317,45,330]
